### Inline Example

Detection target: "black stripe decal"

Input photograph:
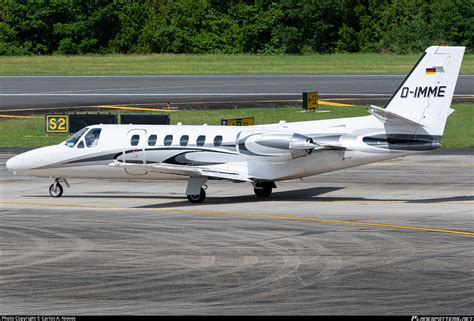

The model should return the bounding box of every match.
[163,151,225,166]
[142,147,238,155]
[64,153,119,164]
[363,134,441,150]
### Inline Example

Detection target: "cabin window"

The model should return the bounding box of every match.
[196,135,206,146]
[130,134,140,146]
[213,135,223,147]
[180,135,189,146]
[65,127,88,147]
[85,128,102,147]
[77,141,85,148]
[164,135,173,146]
[148,134,157,146]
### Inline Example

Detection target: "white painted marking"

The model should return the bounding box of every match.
[2,93,302,96]
[0,93,471,97]
[0,74,409,78]
[0,93,391,97]
[0,75,472,78]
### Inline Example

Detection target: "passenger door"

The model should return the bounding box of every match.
[123,129,147,175]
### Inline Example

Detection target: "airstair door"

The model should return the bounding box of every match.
[123,129,147,175]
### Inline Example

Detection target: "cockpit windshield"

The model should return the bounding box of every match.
[64,127,88,147]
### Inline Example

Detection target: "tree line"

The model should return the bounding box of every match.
[0,0,472,56]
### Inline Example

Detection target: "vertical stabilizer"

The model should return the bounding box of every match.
[384,46,464,136]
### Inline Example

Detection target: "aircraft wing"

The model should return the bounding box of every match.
[108,160,252,182]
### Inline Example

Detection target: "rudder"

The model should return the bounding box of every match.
[384,46,465,137]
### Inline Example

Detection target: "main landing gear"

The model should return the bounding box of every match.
[187,187,206,203]
[185,179,277,203]
[49,178,69,198]
[186,177,208,204]
[253,181,276,198]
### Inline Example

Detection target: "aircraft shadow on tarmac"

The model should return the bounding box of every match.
[137,194,474,209]
[26,187,473,209]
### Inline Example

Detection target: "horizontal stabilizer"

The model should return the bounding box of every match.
[369,105,423,128]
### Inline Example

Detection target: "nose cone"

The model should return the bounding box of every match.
[6,154,24,173]
[6,147,52,174]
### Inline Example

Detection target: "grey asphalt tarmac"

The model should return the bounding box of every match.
[1,75,473,110]
[0,152,473,315]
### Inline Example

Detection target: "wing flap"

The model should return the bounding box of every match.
[108,161,252,182]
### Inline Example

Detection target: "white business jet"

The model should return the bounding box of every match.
[6,46,465,203]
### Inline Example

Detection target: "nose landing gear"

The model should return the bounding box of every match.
[49,178,69,198]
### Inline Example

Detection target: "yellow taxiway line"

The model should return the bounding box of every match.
[1,200,472,237]
[317,100,354,107]
[2,196,472,206]
[0,114,43,119]
[0,99,352,114]
[377,161,474,167]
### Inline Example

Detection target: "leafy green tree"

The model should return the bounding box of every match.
[1,0,72,55]
[354,0,473,53]
[109,1,152,53]
[430,0,473,49]
[137,0,207,53]
[277,0,347,53]
[54,1,120,54]
[0,0,472,56]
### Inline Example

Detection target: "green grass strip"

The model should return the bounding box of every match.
[1,54,473,75]
[0,104,472,148]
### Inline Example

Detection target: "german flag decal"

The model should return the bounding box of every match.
[425,67,437,75]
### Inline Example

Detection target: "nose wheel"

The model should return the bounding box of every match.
[49,178,69,198]
[49,182,63,197]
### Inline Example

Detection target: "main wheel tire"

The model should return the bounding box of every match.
[187,187,206,203]
[254,186,272,197]
[49,183,63,198]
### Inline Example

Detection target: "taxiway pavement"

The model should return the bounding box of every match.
[0,152,473,314]
[1,75,473,110]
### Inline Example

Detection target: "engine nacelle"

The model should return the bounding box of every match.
[237,131,317,161]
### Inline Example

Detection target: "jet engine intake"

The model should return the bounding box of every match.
[237,131,318,160]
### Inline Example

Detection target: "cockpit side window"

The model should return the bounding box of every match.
[65,127,88,147]
[85,128,102,147]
